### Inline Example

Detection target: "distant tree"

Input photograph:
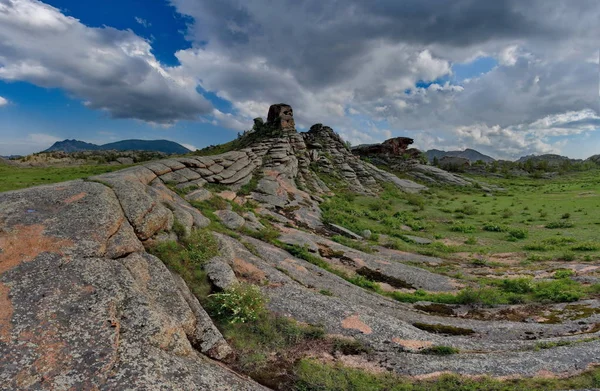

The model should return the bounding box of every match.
[344,140,352,150]
[432,156,439,167]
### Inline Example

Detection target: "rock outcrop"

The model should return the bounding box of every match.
[353,137,420,158]
[0,180,263,390]
[351,136,492,188]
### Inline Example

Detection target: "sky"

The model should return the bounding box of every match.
[0,0,598,159]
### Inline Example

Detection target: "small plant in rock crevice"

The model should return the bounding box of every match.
[208,283,266,324]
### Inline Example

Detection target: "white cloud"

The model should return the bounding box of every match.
[2,0,599,159]
[498,45,520,66]
[134,17,151,28]
[0,0,211,124]
[0,96,7,106]
[181,143,197,151]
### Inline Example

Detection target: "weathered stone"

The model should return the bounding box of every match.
[327,223,363,240]
[208,164,225,174]
[267,103,295,131]
[403,235,433,245]
[185,188,213,202]
[116,157,134,165]
[0,182,263,390]
[205,257,238,290]
[215,210,245,230]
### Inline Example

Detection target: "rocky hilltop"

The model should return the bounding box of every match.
[1,104,598,390]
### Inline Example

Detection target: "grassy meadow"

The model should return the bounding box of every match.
[322,169,600,263]
[0,164,131,192]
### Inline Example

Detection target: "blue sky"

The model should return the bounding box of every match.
[0,0,598,158]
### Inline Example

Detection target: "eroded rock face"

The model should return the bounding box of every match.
[267,103,295,131]
[352,137,415,156]
[351,136,482,187]
[0,181,263,390]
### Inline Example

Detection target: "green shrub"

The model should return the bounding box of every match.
[533,279,583,303]
[483,223,508,232]
[571,242,599,252]
[544,237,577,245]
[208,283,266,324]
[500,278,533,294]
[559,252,576,262]
[464,237,478,245]
[561,213,571,219]
[554,269,575,279]
[546,221,575,229]
[404,193,426,210]
[523,243,550,251]
[501,208,514,218]
[507,228,528,240]
[455,204,478,215]
[450,224,477,233]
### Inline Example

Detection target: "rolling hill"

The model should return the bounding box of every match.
[44,139,191,154]
[425,148,496,163]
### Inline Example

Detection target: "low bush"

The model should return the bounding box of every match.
[571,242,599,252]
[544,237,576,245]
[450,224,477,233]
[533,279,583,303]
[482,223,508,232]
[554,269,575,279]
[507,228,528,240]
[454,204,479,215]
[523,243,550,251]
[546,221,575,229]
[208,283,266,324]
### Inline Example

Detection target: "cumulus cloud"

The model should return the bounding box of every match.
[2,0,598,158]
[0,0,212,124]
[0,96,7,106]
[168,0,599,157]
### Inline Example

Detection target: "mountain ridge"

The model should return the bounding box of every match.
[44,139,190,154]
[425,148,496,163]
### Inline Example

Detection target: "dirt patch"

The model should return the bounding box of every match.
[392,338,433,351]
[0,282,13,343]
[63,192,87,204]
[341,314,372,334]
[442,238,464,247]
[338,354,387,374]
[282,258,308,273]
[488,252,524,265]
[233,258,267,283]
[0,224,74,275]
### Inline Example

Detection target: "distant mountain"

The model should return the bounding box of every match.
[44,140,100,153]
[516,154,582,165]
[586,155,600,165]
[425,148,496,163]
[43,139,191,155]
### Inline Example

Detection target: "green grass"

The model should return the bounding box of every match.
[0,164,132,192]
[294,359,600,391]
[147,228,219,302]
[320,170,600,262]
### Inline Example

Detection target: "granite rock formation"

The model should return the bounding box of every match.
[1,104,596,390]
